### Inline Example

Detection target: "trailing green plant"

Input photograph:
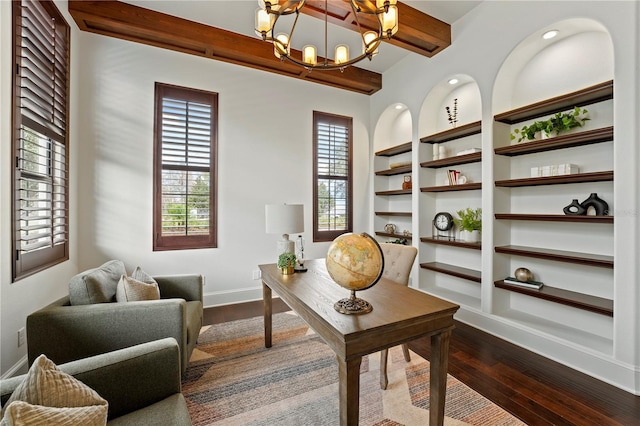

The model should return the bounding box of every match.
[454,207,482,232]
[277,252,297,269]
[390,238,408,245]
[510,107,589,143]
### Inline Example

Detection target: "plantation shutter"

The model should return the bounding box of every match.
[13,0,70,280]
[154,83,218,251]
[313,111,353,242]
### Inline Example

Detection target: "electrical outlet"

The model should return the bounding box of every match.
[252,270,261,280]
[17,327,26,347]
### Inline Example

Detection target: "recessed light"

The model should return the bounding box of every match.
[542,30,559,40]
[448,78,459,85]
[394,104,403,110]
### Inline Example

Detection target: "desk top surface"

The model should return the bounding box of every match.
[260,259,459,348]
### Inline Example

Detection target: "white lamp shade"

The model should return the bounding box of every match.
[382,5,398,36]
[265,204,304,235]
[335,44,349,65]
[303,45,317,65]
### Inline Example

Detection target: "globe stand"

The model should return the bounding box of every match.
[334,290,373,315]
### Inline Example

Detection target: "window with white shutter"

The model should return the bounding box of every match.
[12,0,70,281]
[313,111,353,242]
[153,83,218,250]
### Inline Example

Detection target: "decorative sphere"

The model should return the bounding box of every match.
[514,267,533,282]
[326,233,384,292]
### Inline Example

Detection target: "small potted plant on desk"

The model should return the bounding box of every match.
[278,252,297,275]
[454,207,482,243]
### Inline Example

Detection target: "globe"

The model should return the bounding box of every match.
[326,232,384,314]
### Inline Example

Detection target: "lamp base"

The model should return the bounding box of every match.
[334,290,373,315]
[276,235,295,258]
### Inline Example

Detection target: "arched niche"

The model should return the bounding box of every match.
[373,103,412,152]
[493,18,613,113]
[418,74,481,138]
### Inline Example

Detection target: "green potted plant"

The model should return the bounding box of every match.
[510,107,589,143]
[454,207,482,242]
[277,252,297,275]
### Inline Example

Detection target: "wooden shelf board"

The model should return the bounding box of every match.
[375,189,412,196]
[420,152,481,169]
[494,280,613,317]
[495,245,613,268]
[494,127,613,157]
[495,171,613,187]
[420,262,481,283]
[375,164,412,176]
[375,142,412,157]
[420,182,482,192]
[495,213,613,224]
[420,237,481,250]
[375,211,412,217]
[493,81,614,124]
[375,232,412,240]
[420,121,482,144]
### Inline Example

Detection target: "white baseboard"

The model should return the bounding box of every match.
[454,307,640,396]
[1,355,28,379]
[203,285,264,308]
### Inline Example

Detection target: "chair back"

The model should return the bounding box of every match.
[379,243,418,287]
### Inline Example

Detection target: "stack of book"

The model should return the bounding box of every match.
[447,169,461,185]
[503,277,544,289]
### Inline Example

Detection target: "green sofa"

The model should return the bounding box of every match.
[1,338,192,425]
[26,261,204,374]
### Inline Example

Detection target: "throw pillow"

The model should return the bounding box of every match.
[68,260,126,305]
[0,355,107,425]
[1,401,107,426]
[116,275,160,302]
[130,266,158,285]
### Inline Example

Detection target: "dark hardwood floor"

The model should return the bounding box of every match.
[204,299,640,426]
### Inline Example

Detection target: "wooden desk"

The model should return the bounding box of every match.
[260,259,459,425]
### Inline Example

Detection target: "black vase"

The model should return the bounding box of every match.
[563,199,586,215]
[580,193,609,216]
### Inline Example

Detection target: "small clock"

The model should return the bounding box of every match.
[433,212,454,232]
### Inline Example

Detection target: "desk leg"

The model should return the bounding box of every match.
[263,282,272,348]
[430,328,453,426]
[337,356,362,425]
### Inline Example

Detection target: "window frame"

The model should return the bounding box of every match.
[153,82,218,251]
[12,0,70,281]
[312,111,354,242]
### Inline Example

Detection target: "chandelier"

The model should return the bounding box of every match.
[255,0,399,71]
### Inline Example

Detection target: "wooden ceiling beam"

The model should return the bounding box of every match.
[302,0,451,57]
[68,1,382,95]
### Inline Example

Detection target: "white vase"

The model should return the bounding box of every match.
[461,230,480,243]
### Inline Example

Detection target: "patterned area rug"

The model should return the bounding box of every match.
[183,312,526,426]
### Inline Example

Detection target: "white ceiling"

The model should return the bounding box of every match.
[123,1,482,73]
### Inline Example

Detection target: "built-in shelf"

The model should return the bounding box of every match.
[375,142,412,157]
[494,127,614,156]
[495,171,613,187]
[375,211,412,217]
[420,262,481,283]
[420,121,482,144]
[375,232,412,240]
[493,80,614,124]
[495,213,613,224]
[495,245,613,268]
[494,280,613,317]
[375,165,412,176]
[421,237,481,250]
[421,183,481,192]
[420,152,481,169]
[375,189,412,196]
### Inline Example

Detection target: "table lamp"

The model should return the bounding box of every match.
[265,204,304,258]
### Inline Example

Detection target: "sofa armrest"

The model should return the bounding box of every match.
[2,339,182,421]
[154,274,203,303]
[27,299,187,368]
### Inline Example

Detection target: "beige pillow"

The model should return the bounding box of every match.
[116,275,160,302]
[0,355,107,425]
[1,401,107,426]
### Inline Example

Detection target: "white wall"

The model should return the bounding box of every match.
[370,1,640,394]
